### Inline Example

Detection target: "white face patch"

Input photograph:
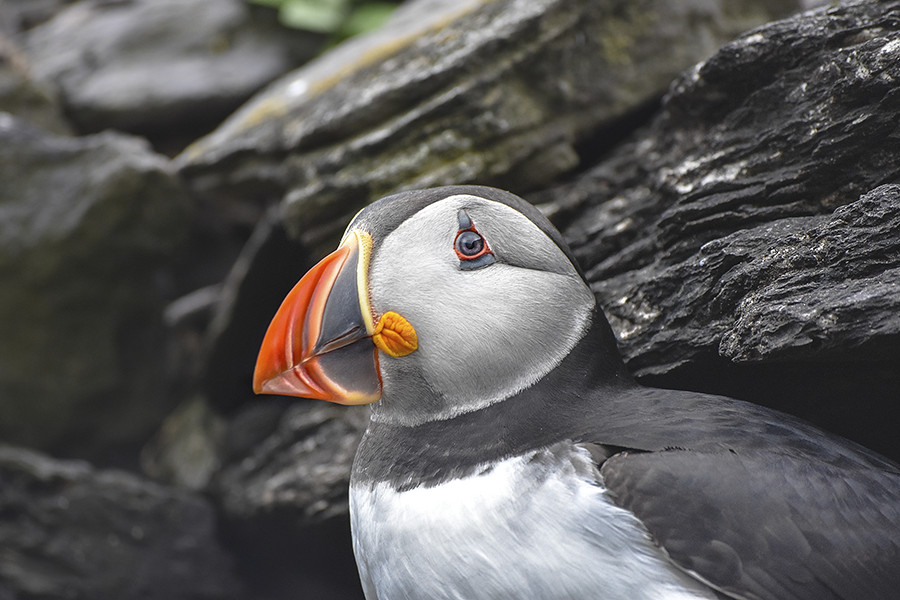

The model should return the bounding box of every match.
[366,195,596,425]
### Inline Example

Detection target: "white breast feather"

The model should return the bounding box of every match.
[350,444,716,600]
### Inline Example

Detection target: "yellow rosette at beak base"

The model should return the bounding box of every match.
[373,311,418,358]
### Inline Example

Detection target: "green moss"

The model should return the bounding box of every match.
[597,5,659,67]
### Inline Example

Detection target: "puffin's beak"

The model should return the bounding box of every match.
[253,230,417,405]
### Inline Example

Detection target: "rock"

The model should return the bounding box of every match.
[215,401,368,525]
[140,395,226,492]
[144,206,365,595]
[179,0,805,254]
[535,0,900,460]
[717,187,900,363]
[550,0,900,370]
[24,0,323,152]
[212,400,369,600]
[0,444,241,600]
[0,36,72,135]
[0,113,191,459]
[0,0,71,36]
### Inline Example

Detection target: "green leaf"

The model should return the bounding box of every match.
[247,0,285,8]
[340,2,398,37]
[279,0,349,33]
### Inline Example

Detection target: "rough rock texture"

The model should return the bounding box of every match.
[0,445,241,600]
[0,38,71,135]
[0,114,191,458]
[0,0,72,36]
[179,0,804,253]
[142,206,316,487]
[212,400,369,600]
[215,401,368,525]
[24,0,322,150]
[140,395,227,492]
[535,0,900,460]
[716,190,900,363]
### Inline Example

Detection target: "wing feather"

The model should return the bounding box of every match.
[599,449,900,600]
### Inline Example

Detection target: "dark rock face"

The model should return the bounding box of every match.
[179,0,803,253]
[215,401,368,525]
[537,0,900,459]
[0,445,240,600]
[0,42,72,136]
[0,114,191,458]
[211,400,369,600]
[0,0,72,36]
[715,189,900,363]
[24,0,321,151]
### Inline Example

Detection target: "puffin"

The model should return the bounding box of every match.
[253,185,900,600]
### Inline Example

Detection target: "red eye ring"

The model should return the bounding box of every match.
[454,228,491,261]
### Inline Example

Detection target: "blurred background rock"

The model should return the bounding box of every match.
[2,0,898,599]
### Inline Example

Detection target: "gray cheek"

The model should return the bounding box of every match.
[377,351,449,419]
[402,269,592,418]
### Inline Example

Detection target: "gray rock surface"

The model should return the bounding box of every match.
[0,38,72,135]
[0,113,191,457]
[212,400,369,600]
[716,189,900,363]
[0,0,72,37]
[0,68,70,136]
[536,0,900,459]
[202,205,314,413]
[179,0,804,253]
[144,206,369,598]
[0,444,240,600]
[547,1,900,372]
[214,401,368,525]
[24,0,322,150]
[140,395,226,492]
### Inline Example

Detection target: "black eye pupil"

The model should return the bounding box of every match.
[456,230,484,257]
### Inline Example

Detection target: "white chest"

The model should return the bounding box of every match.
[349,444,714,600]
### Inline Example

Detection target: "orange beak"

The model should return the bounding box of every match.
[253,230,417,405]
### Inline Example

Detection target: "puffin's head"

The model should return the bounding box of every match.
[254,186,596,425]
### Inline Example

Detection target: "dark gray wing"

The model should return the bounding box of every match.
[599,449,900,600]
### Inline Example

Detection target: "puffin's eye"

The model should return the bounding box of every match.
[454,209,494,270]
[455,230,485,258]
